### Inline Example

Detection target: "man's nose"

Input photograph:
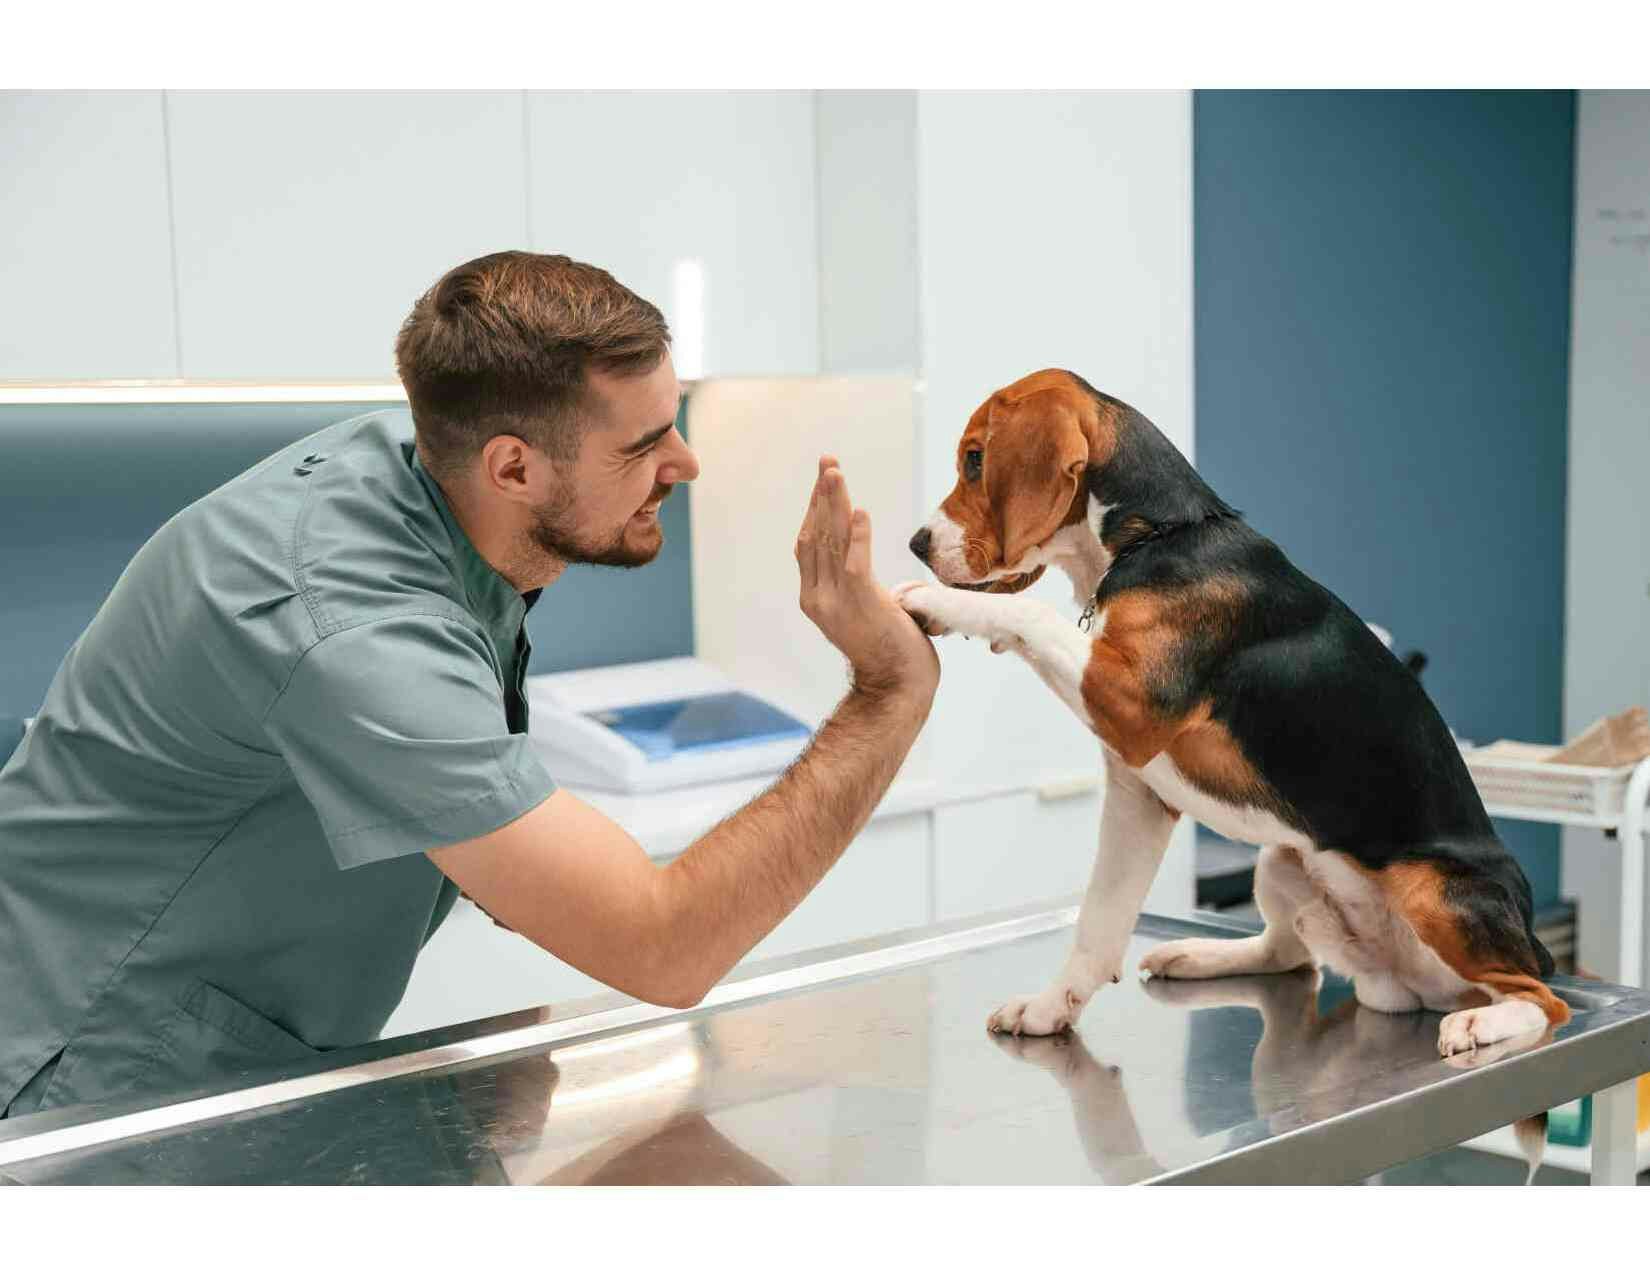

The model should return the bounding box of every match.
[908,527,932,563]
[662,436,701,483]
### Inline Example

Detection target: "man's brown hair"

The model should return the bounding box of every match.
[394,251,671,476]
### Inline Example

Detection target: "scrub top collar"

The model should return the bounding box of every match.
[408,446,538,627]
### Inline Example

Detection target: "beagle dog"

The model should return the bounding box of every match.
[897,368,1565,1066]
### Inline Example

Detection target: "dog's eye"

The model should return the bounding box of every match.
[963,449,983,481]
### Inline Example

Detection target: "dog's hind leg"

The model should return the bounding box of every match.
[988,764,1176,1036]
[1377,860,1571,1057]
[1139,844,1317,980]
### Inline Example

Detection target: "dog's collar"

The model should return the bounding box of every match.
[1078,509,1238,633]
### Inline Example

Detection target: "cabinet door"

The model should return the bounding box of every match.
[166,91,526,379]
[0,92,177,378]
[526,92,819,377]
[744,812,931,962]
[383,811,933,1039]
[932,788,1100,923]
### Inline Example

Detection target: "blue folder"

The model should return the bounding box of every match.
[588,692,811,762]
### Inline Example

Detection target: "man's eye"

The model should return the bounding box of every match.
[963,449,983,481]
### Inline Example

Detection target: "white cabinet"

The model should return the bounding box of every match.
[526,92,820,378]
[5,91,824,380]
[165,91,527,379]
[746,811,931,961]
[0,92,177,379]
[932,788,1100,923]
[382,778,1190,1041]
[380,896,608,1039]
[381,807,931,1040]
[815,91,920,374]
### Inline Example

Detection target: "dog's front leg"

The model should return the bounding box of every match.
[893,582,1097,725]
[988,764,1178,1035]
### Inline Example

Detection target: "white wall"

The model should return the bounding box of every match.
[1560,90,1650,982]
[688,376,923,727]
[911,91,1197,914]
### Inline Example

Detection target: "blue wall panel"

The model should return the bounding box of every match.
[1193,91,1575,905]
[0,402,695,718]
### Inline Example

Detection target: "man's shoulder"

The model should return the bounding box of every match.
[253,410,470,637]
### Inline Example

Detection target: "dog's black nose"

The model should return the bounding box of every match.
[908,527,932,563]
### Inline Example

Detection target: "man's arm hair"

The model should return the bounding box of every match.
[652,678,928,993]
[427,680,929,1009]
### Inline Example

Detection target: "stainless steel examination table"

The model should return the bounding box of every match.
[3,904,1648,1185]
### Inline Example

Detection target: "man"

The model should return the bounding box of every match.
[0,251,938,1119]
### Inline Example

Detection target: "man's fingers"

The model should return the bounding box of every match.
[800,458,851,615]
[845,507,872,579]
[796,466,826,593]
[813,469,841,593]
[824,466,853,557]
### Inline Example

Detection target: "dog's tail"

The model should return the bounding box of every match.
[1512,1112,1548,1186]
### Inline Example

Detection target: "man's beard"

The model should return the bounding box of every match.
[529,482,671,569]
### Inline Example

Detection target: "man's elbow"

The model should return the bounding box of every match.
[644,969,715,1011]
[649,986,708,1012]
[514,928,712,1011]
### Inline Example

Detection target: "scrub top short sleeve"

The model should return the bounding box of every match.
[264,614,559,869]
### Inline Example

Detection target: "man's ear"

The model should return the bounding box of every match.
[996,410,1090,567]
[480,433,547,505]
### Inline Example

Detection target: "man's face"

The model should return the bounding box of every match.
[530,355,699,568]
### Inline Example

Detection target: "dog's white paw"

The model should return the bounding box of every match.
[893,580,1024,648]
[892,580,957,638]
[1439,1025,1549,1070]
[1140,938,1250,980]
[1437,1000,1550,1059]
[987,985,1086,1037]
[1437,1009,1483,1058]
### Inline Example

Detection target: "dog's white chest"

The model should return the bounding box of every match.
[1134,753,1316,850]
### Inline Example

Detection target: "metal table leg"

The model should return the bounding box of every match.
[1591,1078,1640,1185]
[1620,758,1650,989]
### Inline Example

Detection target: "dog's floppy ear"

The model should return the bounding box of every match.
[994,400,1092,568]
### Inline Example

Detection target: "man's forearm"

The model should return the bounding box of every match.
[650,681,931,1003]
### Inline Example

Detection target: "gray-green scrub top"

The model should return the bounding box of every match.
[0,410,558,1117]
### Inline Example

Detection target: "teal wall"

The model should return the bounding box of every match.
[0,401,696,718]
[1193,91,1575,906]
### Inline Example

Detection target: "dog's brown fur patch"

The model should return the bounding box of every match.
[1378,861,1571,1026]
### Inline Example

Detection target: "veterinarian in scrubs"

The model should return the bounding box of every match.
[0,251,939,1119]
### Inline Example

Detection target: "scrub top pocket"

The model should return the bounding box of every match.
[133,980,322,1099]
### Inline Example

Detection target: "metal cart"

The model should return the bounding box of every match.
[1464,751,1650,1172]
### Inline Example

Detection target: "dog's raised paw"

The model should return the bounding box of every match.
[891,581,953,637]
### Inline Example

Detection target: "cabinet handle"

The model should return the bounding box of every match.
[1036,775,1100,802]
